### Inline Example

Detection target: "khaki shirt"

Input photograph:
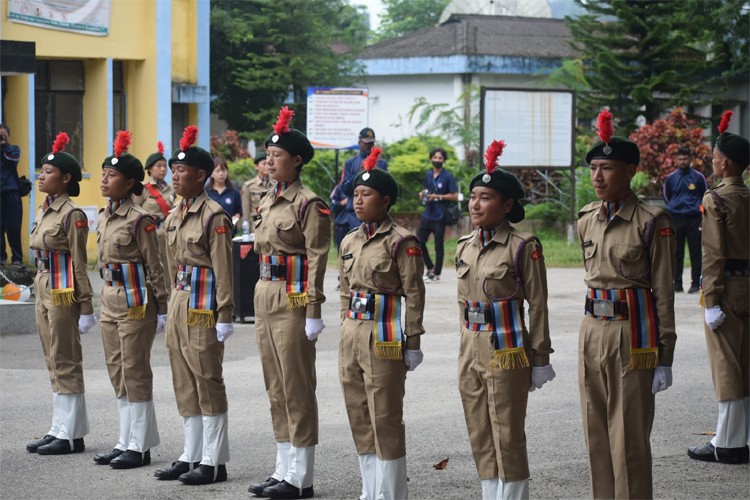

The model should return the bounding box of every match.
[164,191,234,324]
[339,216,426,349]
[577,193,676,366]
[701,176,750,308]
[96,198,169,314]
[133,180,175,225]
[30,194,94,315]
[455,222,552,365]
[254,179,331,318]
[241,176,275,222]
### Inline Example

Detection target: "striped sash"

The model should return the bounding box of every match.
[176,264,217,327]
[102,262,148,320]
[259,254,309,309]
[347,291,403,360]
[34,249,75,306]
[464,299,530,370]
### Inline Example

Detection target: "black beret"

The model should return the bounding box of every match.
[353,168,398,209]
[145,151,166,171]
[716,132,749,167]
[102,153,145,196]
[168,146,215,175]
[254,151,267,164]
[585,136,640,165]
[40,151,82,197]
[265,128,314,165]
[359,127,376,142]
[470,167,525,223]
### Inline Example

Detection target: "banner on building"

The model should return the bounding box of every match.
[307,87,369,149]
[8,0,111,36]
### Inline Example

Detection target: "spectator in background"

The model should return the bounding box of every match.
[207,156,242,227]
[417,148,458,282]
[340,128,388,233]
[330,182,349,253]
[241,151,275,223]
[663,146,707,293]
[0,123,24,267]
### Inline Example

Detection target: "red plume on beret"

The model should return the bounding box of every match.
[596,108,614,144]
[157,140,164,155]
[180,125,198,151]
[718,110,733,134]
[52,132,70,154]
[363,147,382,173]
[273,106,294,135]
[113,130,132,158]
[484,140,506,175]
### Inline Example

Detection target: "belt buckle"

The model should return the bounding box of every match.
[351,296,369,314]
[36,259,46,272]
[467,306,487,324]
[260,262,271,279]
[176,270,190,288]
[101,267,113,281]
[593,298,615,317]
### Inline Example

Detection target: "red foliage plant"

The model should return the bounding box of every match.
[629,108,712,193]
[210,130,249,162]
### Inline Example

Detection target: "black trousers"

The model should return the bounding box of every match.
[0,190,23,263]
[672,213,701,287]
[417,218,446,276]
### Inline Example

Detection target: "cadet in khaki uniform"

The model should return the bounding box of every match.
[153,126,234,485]
[93,131,169,469]
[456,141,555,500]
[248,107,331,500]
[133,140,175,294]
[26,132,95,456]
[578,110,676,499]
[338,148,425,500]
[241,150,274,223]
[688,110,750,465]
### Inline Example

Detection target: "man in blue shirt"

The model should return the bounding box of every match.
[663,146,707,293]
[340,128,387,231]
[417,148,458,282]
[0,124,24,268]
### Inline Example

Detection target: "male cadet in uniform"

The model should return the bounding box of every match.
[688,110,750,464]
[241,150,274,223]
[577,109,676,499]
[153,125,234,485]
[339,128,388,232]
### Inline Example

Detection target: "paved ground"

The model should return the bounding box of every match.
[0,267,748,499]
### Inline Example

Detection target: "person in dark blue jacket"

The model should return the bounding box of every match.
[662,146,707,293]
[340,128,387,232]
[206,156,242,227]
[330,182,350,253]
[0,123,24,267]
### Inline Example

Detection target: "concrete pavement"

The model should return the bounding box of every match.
[0,267,747,499]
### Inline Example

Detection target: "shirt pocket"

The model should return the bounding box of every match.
[482,264,514,300]
[582,241,598,273]
[111,230,137,259]
[368,254,399,293]
[275,218,303,247]
[612,244,647,278]
[456,262,472,299]
[185,229,208,257]
[42,223,67,250]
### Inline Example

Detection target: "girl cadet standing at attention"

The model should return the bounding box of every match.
[247,107,331,500]
[455,141,555,500]
[93,131,169,469]
[133,140,175,294]
[338,147,426,500]
[26,132,95,455]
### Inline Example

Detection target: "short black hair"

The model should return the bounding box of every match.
[0,124,9,134]
[429,147,448,161]
[676,147,691,156]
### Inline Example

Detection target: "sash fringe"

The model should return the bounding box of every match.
[51,288,75,306]
[630,348,659,370]
[374,342,403,360]
[126,305,147,321]
[187,309,216,328]
[698,289,705,308]
[490,347,530,370]
[287,292,309,309]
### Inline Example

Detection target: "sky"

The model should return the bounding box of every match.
[349,0,385,31]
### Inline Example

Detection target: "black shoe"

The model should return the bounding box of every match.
[179,464,227,485]
[94,448,125,465]
[154,460,200,480]
[249,477,280,496]
[688,284,700,294]
[688,442,718,462]
[26,434,57,453]
[263,480,314,499]
[689,442,749,464]
[37,438,85,455]
[110,449,151,469]
[674,283,684,292]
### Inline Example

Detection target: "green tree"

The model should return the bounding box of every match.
[210,0,367,142]
[374,0,451,42]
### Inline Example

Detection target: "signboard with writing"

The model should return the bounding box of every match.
[307,87,369,149]
[8,0,111,36]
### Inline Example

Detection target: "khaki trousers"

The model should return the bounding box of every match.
[339,318,407,460]
[34,273,84,394]
[458,328,530,482]
[255,280,318,447]
[166,290,227,416]
[705,277,750,401]
[99,286,157,402]
[579,316,655,500]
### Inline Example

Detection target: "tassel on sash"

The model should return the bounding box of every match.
[260,254,309,309]
[36,250,76,306]
[625,288,659,369]
[102,262,149,320]
[489,299,530,370]
[175,264,217,327]
[348,291,404,360]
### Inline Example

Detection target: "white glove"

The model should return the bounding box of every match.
[155,314,167,334]
[305,318,325,341]
[404,349,424,372]
[652,365,673,394]
[529,364,556,392]
[78,314,97,334]
[704,306,726,330]
[216,322,234,342]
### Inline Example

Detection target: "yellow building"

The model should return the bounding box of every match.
[1,0,211,263]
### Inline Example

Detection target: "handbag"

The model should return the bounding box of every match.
[17,176,32,197]
[443,203,461,226]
